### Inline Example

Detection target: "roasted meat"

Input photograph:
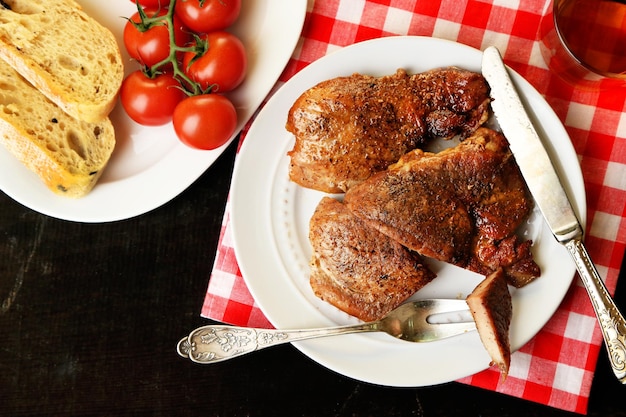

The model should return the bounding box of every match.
[466,268,512,379]
[287,67,491,193]
[344,127,540,287]
[309,197,436,322]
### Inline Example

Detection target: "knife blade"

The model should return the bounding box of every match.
[481,45,626,383]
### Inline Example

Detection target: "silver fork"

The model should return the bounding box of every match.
[177,299,475,363]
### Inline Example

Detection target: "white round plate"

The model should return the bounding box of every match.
[231,36,586,386]
[0,0,307,222]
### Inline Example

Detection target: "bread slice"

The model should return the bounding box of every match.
[0,59,115,198]
[0,0,123,122]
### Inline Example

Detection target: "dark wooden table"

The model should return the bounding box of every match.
[1,140,624,417]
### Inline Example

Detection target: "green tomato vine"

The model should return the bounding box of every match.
[129,0,210,96]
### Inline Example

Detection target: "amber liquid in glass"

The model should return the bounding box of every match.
[554,0,626,76]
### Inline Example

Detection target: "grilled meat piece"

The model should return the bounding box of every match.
[344,127,540,287]
[466,268,512,380]
[469,235,540,288]
[309,197,436,322]
[287,67,490,193]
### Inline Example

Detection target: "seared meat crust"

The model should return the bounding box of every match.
[287,67,490,193]
[344,127,540,287]
[309,197,436,321]
[466,268,512,379]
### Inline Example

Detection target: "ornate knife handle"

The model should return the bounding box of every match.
[176,323,374,363]
[566,238,626,383]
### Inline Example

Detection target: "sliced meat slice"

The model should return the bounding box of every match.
[344,127,540,287]
[287,67,490,193]
[466,268,512,379]
[309,197,436,322]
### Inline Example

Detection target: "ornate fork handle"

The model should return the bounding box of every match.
[177,323,376,363]
[566,238,626,383]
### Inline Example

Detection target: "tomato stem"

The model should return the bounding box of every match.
[127,5,167,32]
[132,0,206,96]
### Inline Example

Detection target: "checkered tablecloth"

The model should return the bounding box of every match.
[201,0,626,414]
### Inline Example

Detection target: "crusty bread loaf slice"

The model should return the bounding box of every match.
[0,59,115,198]
[0,0,123,122]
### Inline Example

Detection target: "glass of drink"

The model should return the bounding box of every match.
[538,0,626,89]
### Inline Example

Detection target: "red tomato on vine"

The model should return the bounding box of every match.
[174,0,241,33]
[172,94,237,150]
[122,0,246,150]
[182,31,247,93]
[120,71,186,126]
[129,0,169,7]
[124,8,189,68]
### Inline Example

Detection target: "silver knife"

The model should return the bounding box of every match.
[482,46,626,383]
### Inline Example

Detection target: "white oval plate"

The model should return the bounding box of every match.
[0,0,307,222]
[231,36,586,387]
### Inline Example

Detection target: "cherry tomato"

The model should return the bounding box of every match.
[129,0,168,7]
[123,8,189,68]
[174,0,241,33]
[182,31,246,93]
[120,71,186,126]
[172,94,237,150]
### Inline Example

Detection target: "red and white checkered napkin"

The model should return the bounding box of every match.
[202,0,626,413]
